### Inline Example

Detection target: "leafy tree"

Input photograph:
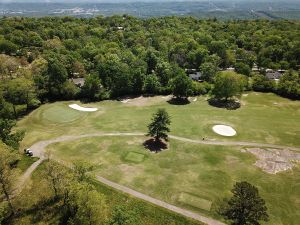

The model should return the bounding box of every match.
[0,119,25,150]
[45,160,69,200]
[0,142,20,215]
[192,81,211,95]
[47,59,68,98]
[155,61,172,86]
[27,32,43,47]
[209,40,227,66]
[147,109,171,143]
[187,46,209,68]
[143,74,161,94]
[67,183,107,225]
[235,62,251,76]
[277,70,300,99]
[219,181,269,225]
[145,49,159,74]
[81,74,103,101]
[73,160,93,182]
[171,72,193,99]
[0,40,18,55]
[0,92,14,119]
[61,80,80,100]
[4,78,37,117]
[0,201,9,224]
[252,74,276,92]
[109,205,140,225]
[200,62,218,82]
[131,69,145,94]
[212,72,245,101]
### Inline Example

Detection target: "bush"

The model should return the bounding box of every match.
[28,99,41,109]
[192,81,211,95]
[251,74,276,92]
[277,70,300,99]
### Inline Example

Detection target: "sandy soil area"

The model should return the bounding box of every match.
[212,125,237,136]
[69,104,98,112]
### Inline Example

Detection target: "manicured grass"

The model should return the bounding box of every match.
[47,136,300,225]
[16,92,300,224]
[178,193,212,211]
[18,93,300,149]
[42,104,84,123]
[124,152,146,163]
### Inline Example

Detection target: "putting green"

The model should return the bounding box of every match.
[124,152,146,163]
[42,104,83,123]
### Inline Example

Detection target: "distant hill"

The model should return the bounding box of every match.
[1,0,300,19]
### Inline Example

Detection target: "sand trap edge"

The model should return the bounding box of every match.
[212,125,237,137]
[69,104,98,112]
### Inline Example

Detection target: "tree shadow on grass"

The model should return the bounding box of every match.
[9,197,60,224]
[143,139,168,153]
[167,97,190,105]
[208,98,241,110]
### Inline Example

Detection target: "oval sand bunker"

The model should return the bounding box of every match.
[69,104,98,112]
[212,125,236,136]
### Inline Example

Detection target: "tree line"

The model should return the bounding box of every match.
[0,16,299,110]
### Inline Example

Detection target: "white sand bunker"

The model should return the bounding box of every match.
[212,125,237,136]
[242,148,300,174]
[69,104,98,112]
[121,99,130,103]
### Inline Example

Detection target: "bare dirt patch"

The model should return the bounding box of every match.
[128,96,151,106]
[242,148,300,174]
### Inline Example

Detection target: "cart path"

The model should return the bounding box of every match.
[96,176,225,225]
[19,132,299,225]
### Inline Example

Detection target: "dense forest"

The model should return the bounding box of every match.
[0,16,300,121]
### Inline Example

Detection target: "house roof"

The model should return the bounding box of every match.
[188,72,202,80]
[70,78,85,86]
[266,71,282,80]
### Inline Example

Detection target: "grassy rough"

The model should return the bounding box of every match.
[12,161,203,225]
[178,193,212,211]
[18,93,300,149]
[47,136,300,225]
[17,92,300,224]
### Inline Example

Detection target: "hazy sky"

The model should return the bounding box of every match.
[0,0,292,3]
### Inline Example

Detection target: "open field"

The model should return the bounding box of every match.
[18,92,300,149]
[47,136,300,225]
[12,161,201,225]
[17,92,300,224]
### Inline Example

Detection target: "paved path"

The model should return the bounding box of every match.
[96,176,225,225]
[19,132,299,225]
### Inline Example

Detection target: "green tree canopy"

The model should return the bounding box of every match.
[147,109,171,142]
[0,119,24,150]
[212,71,245,101]
[252,74,276,92]
[219,181,269,225]
[143,74,161,94]
[277,70,300,99]
[171,72,193,99]
[199,62,218,82]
